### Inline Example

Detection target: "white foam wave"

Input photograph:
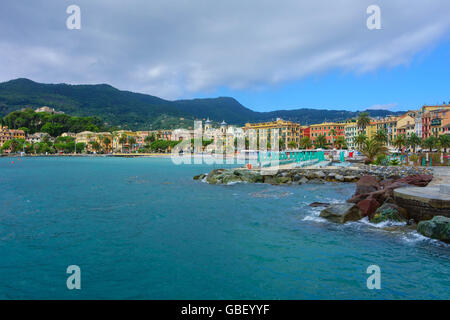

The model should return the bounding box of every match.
[302,215,327,223]
[358,217,407,228]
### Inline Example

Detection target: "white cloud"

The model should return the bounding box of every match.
[0,0,449,99]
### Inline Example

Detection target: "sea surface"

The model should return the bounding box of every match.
[0,157,448,299]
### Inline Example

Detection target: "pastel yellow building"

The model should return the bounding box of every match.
[112,130,137,152]
[243,118,302,148]
[396,114,415,138]
[374,116,399,145]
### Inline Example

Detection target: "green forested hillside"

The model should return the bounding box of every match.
[0,78,404,130]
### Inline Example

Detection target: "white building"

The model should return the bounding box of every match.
[345,123,358,149]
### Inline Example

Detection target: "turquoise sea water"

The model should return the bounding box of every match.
[0,157,448,299]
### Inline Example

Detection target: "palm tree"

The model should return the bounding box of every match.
[128,136,137,153]
[97,134,104,153]
[111,132,118,153]
[288,140,297,150]
[335,136,347,149]
[144,135,152,146]
[393,135,406,164]
[355,133,367,148]
[422,136,438,152]
[119,134,128,153]
[329,128,337,149]
[358,138,388,163]
[278,138,285,151]
[89,141,101,153]
[315,134,327,149]
[299,136,312,149]
[393,134,406,150]
[438,134,450,153]
[407,133,421,153]
[357,112,371,134]
[103,136,111,154]
[374,130,388,145]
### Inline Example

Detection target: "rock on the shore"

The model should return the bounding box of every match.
[193,174,206,180]
[370,203,407,224]
[417,216,450,243]
[348,174,433,205]
[344,176,358,182]
[264,175,291,185]
[197,166,432,187]
[309,202,330,208]
[205,169,264,184]
[298,177,309,184]
[319,203,363,224]
[205,169,225,184]
[357,198,380,218]
[355,175,380,195]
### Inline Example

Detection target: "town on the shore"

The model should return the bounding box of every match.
[1,104,449,165]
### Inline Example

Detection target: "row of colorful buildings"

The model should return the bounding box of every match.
[243,104,450,149]
[1,104,449,153]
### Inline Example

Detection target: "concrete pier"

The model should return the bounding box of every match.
[394,167,450,221]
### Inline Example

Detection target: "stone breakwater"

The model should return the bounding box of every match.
[194,165,432,186]
[194,165,450,243]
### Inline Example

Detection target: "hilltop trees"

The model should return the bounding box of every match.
[2,108,103,137]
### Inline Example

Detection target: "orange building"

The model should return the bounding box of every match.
[422,107,450,138]
[309,122,345,146]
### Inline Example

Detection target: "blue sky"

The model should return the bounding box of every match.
[193,38,450,112]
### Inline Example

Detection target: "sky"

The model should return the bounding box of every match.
[0,0,449,112]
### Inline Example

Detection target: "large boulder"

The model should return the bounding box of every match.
[263,175,291,185]
[193,173,206,180]
[314,171,326,179]
[298,177,309,184]
[370,203,407,224]
[379,175,433,190]
[319,203,363,224]
[417,216,450,243]
[396,175,433,187]
[357,198,380,218]
[222,174,243,184]
[344,176,358,182]
[355,175,379,196]
[234,170,264,183]
[309,202,330,208]
[348,175,433,205]
[206,169,225,184]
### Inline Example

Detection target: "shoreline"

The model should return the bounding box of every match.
[0,153,173,158]
[195,164,450,243]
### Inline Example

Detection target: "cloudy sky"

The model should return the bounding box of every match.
[0,0,449,111]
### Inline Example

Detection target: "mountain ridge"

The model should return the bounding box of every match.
[0,78,404,130]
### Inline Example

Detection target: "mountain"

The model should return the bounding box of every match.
[0,78,404,130]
